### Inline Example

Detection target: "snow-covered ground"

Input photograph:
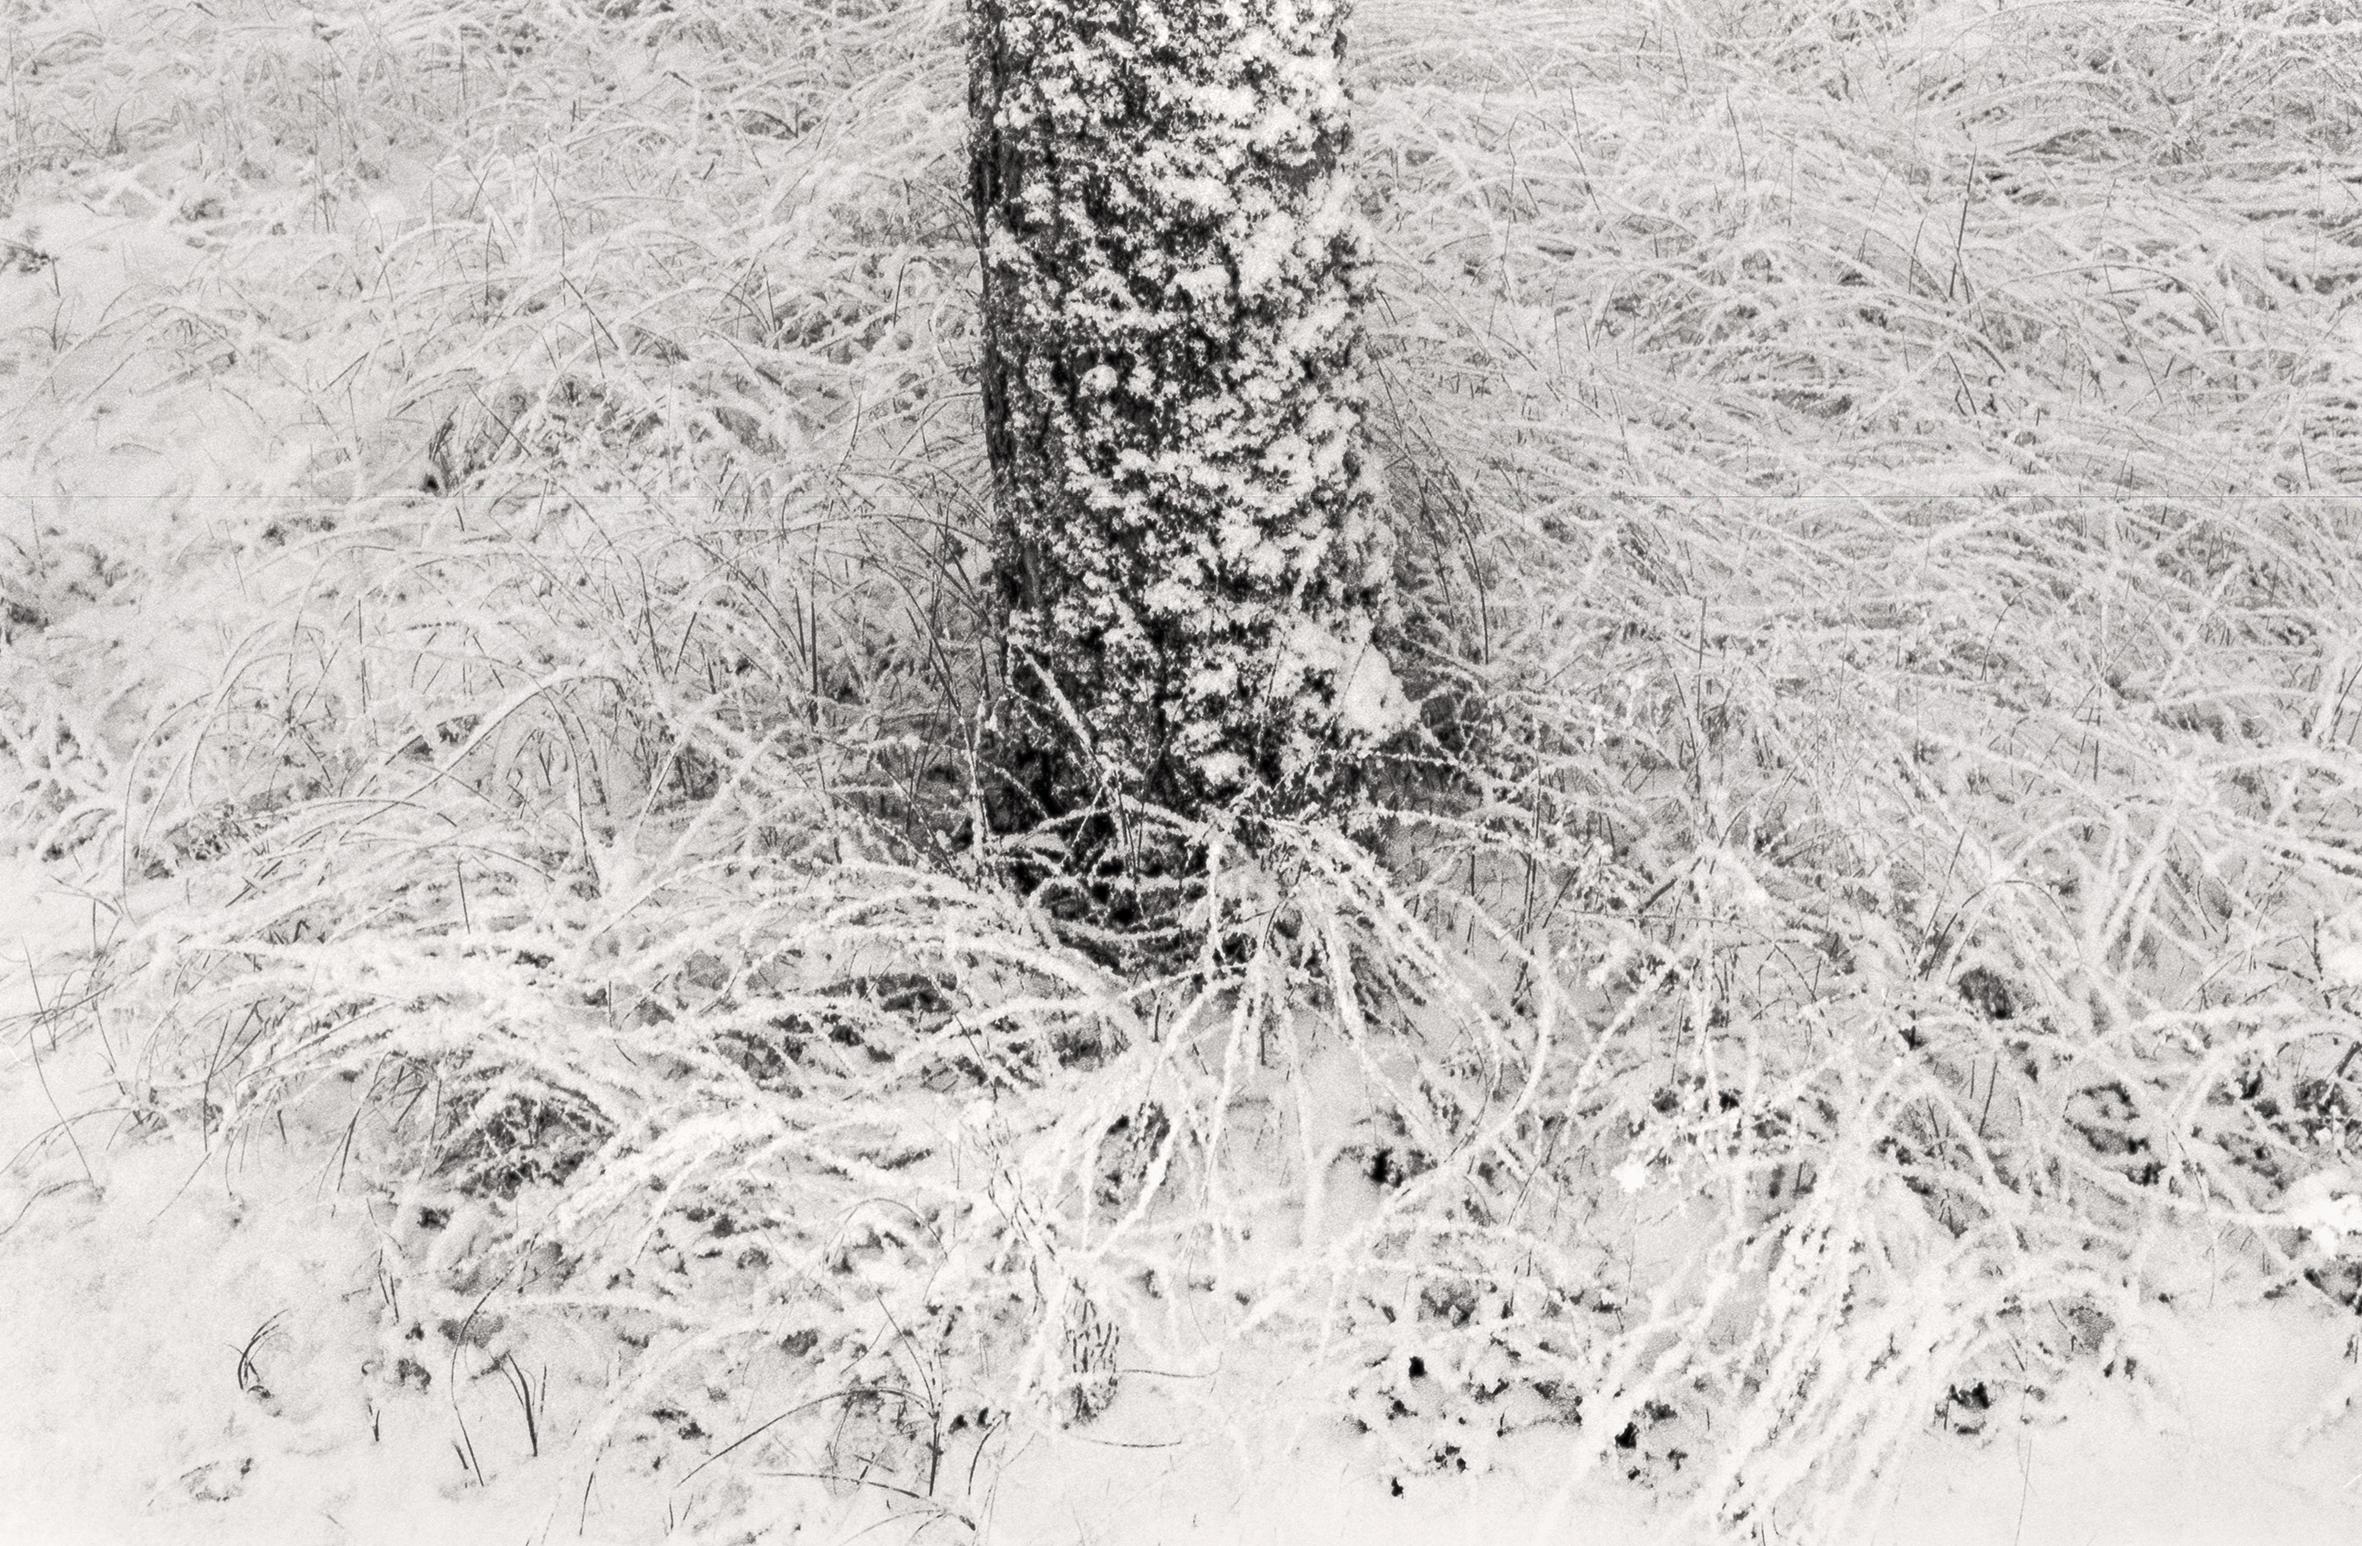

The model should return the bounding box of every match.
[8,0,2362,1541]
[4,908,2358,1545]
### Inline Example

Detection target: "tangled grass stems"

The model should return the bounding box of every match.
[4,0,2362,1538]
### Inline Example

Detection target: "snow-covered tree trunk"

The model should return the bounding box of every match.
[969,0,1405,843]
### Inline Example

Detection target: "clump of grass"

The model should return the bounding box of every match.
[1342,0,2362,1530]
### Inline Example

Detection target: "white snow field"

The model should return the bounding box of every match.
[6,0,2362,1542]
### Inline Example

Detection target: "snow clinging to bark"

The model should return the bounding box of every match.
[971,0,1401,828]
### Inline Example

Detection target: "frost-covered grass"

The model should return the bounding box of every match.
[4,0,2362,1541]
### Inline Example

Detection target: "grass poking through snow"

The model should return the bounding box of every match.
[4,0,2362,1540]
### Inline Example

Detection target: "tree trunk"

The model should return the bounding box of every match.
[969,0,1404,847]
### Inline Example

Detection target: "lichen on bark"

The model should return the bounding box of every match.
[969,0,1404,845]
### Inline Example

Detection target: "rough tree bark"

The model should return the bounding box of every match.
[968,0,1405,847]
